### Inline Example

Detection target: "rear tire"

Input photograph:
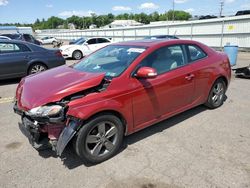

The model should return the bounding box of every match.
[205,79,226,109]
[74,114,124,164]
[28,63,47,75]
[72,50,83,60]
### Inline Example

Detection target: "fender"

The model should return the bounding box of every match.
[67,97,134,134]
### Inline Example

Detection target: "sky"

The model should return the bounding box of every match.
[0,0,250,23]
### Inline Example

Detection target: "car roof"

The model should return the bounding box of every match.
[113,39,200,47]
[0,39,25,44]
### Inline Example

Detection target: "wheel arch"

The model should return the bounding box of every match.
[80,110,128,135]
[27,61,48,75]
[213,75,229,89]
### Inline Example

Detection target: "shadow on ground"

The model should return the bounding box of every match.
[39,105,207,169]
[0,78,21,86]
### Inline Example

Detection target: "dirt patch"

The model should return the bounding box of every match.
[5,142,22,150]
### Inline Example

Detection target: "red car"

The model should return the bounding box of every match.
[14,39,231,164]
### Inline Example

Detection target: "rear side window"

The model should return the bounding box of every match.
[16,44,31,52]
[87,38,97,45]
[97,38,109,43]
[187,45,207,62]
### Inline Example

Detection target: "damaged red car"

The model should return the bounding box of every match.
[14,39,231,164]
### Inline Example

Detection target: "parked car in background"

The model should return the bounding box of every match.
[0,40,65,80]
[14,39,231,164]
[235,10,250,16]
[144,35,179,40]
[0,33,41,45]
[60,37,111,60]
[69,37,86,45]
[38,36,58,45]
[199,15,217,20]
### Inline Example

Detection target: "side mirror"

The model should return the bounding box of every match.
[136,67,157,79]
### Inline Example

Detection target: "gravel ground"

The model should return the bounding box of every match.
[0,51,249,188]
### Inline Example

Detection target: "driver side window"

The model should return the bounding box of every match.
[139,45,185,74]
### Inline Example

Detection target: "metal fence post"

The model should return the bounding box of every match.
[191,23,193,40]
[220,20,225,50]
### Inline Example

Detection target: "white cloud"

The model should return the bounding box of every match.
[225,0,235,3]
[112,6,132,11]
[174,0,188,4]
[185,8,194,13]
[46,4,53,8]
[241,3,250,9]
[138,2,159,9]
[58,10,96,17]
[0,0,8,6]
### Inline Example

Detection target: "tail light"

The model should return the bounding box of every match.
[55,50,63,57]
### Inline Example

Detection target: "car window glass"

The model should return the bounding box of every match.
[139,45,185,74]
[87,39,97,45]
[74,45,145,78]
[16,44,31,52]
[23,34,34,43]
[188,45,207,62]
[0,43,20,53]
[97,38,109,43]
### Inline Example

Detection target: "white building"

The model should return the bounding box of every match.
[104,20,143,28]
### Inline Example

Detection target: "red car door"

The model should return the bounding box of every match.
[131,45,195,130]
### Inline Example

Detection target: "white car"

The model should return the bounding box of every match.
[38,36,57,45]
[60,37,111,60]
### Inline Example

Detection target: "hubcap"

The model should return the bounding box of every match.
[85,121,118,157]
[30,65,46,74]
[74,52,82,59]
[211,82,224,106]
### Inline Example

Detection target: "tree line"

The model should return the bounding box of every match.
[0,10,192,30]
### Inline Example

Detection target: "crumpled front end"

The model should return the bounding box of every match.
[13,101,81,155]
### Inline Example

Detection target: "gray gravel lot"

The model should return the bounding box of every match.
[0,52,249,188]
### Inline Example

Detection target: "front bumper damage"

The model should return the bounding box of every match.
[14,103,80,156]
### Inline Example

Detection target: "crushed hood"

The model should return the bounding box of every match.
[17,65,105,110]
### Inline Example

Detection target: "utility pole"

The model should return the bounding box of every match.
[172,0,175,22]
[219,0,224,17]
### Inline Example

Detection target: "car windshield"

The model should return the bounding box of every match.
[73,45,146,78]
[75,38,86,45]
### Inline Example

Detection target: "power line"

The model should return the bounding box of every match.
[219,0,224,17]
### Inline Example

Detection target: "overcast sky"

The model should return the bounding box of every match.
[0,0,250,23]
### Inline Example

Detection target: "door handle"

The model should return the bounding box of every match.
[185,74,195,81]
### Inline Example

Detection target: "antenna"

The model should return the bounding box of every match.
[219,0,224,17]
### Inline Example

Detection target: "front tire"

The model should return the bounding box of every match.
[74,114,124,164]
[205,79,226,109]
[72,50,83,60]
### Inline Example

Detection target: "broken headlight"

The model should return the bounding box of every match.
[26,105,63,118]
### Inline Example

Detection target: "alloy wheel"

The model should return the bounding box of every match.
[211,82,224,106]
[30,64,46,74]
[85,121,118,157]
